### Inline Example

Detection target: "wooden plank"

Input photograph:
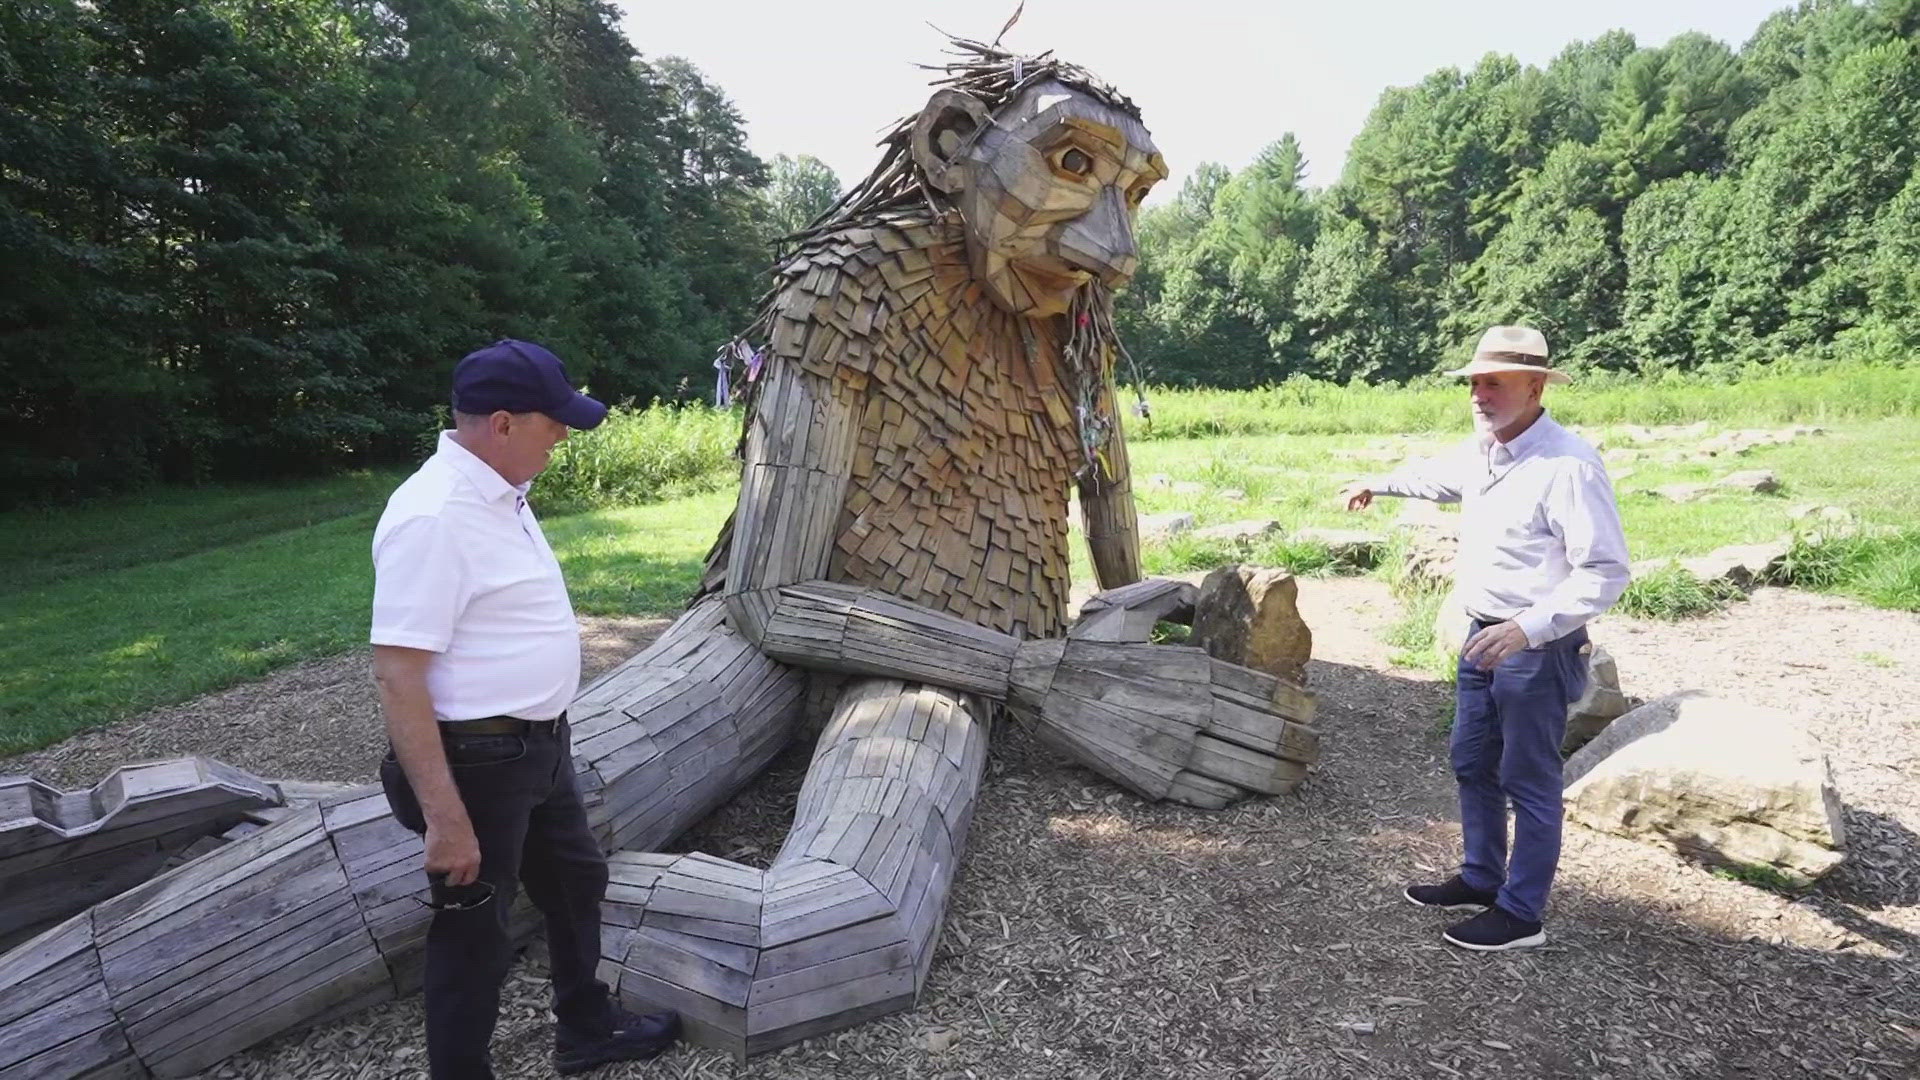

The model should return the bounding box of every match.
[644,885,761,928]
[760,889,896,950]
[0,967,116,1072]
[0,1017,137,1080]
[139,940,389,1078]
[95,807,325,947]
[0,924,98,1035]
[744,966,918,1048]
[628,926,759,975]
[615,968,746,1043]
[1184,733,1308,793]
[620,930,753,1009]
[119,891,365,1031]
[748,940,913,1006]
[99,828,342,995]
[640,910,760,949]
[1166,771,1237,809]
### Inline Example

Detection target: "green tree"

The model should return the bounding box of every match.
[1464,144,1624,365]
[763,153,842,244]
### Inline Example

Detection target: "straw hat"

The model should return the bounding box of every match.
[1443,325,1570,384]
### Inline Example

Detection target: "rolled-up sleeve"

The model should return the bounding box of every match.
[1511,461,1630,646]
[371,515,466,652]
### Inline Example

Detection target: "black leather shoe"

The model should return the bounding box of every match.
[1403,874,1497,911]
[1443,906,1546,951]
[554,1008,681,1074]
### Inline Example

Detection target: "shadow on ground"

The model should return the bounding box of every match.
[28,646,1920,1080]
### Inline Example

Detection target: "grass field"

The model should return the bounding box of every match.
[3,364,1915,757]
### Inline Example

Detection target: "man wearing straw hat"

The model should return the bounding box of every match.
[1341,326,1629,951]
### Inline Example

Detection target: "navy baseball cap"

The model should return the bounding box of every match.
[451,339,607,429]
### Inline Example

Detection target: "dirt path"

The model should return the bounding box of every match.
[9,582,1918,1079]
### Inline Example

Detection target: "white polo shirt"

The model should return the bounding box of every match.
[370,431,580,721]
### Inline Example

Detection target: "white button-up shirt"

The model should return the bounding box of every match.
[370,431,581,721]
[1372,411,1630,646]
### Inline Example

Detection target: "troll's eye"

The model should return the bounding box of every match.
[1053,147,1094,180]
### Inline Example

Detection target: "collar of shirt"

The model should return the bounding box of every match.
[434,430,533,507]
[1478,409,1561,469]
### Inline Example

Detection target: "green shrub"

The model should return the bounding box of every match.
[1777,527,1920,611]
[1711,862,1807,895]
[1617,564,1745,619]
[535,402,739,514]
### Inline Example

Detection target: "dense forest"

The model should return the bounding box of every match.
[1120,0,1920,388]
[4,0,1918,504]
[0,0,839,503]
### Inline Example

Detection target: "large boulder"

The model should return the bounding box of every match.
[1191,565,1313,685]
[1561,645,1631,753]
[1716,469,1780,495]
[1562,692,1847,885]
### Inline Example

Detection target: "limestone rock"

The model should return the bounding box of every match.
[1650,482,1711,503]
[1191,565,1313,685]
[1562,645,1631,753]
[1716,469,1780,494]
[1143,473,1172,491]
[1218,487,1247,502]
[1644,540,1791,590]
[1291,527,1385,569]
[1789,505,1856,543]
[1790,503,1853,526]
[1138,512,1194,541]
[1563,692,1847,885]
[1193,520,1281,546]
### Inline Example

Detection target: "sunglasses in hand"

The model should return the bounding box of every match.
[419,872,495,912]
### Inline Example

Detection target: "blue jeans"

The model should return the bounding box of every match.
[1451,621,1590,924]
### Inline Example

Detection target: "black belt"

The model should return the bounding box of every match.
[441,714,563,736]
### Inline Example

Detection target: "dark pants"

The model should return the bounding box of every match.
[381,719,615,1080]
[1451,621,1590,924]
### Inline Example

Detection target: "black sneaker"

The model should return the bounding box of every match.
[1443,906,1546,952]
[1403,874,1497,911]
[554,1008,682,1075]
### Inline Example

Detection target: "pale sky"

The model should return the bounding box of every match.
[617,0,1788,202]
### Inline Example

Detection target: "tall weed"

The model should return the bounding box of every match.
[536,402,739,514]
[1777,527,1920,611]
[1131,362,1920,441]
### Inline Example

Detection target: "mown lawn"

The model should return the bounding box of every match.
[1120,417,1920,565]
[5,370,1917,758]
[0,487,731,756]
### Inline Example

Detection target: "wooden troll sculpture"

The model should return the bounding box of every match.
[0,40,1318,1076]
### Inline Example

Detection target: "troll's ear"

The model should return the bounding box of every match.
[910,89,993,194]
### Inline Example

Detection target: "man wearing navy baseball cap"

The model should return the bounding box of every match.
[369,340,680,1077]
